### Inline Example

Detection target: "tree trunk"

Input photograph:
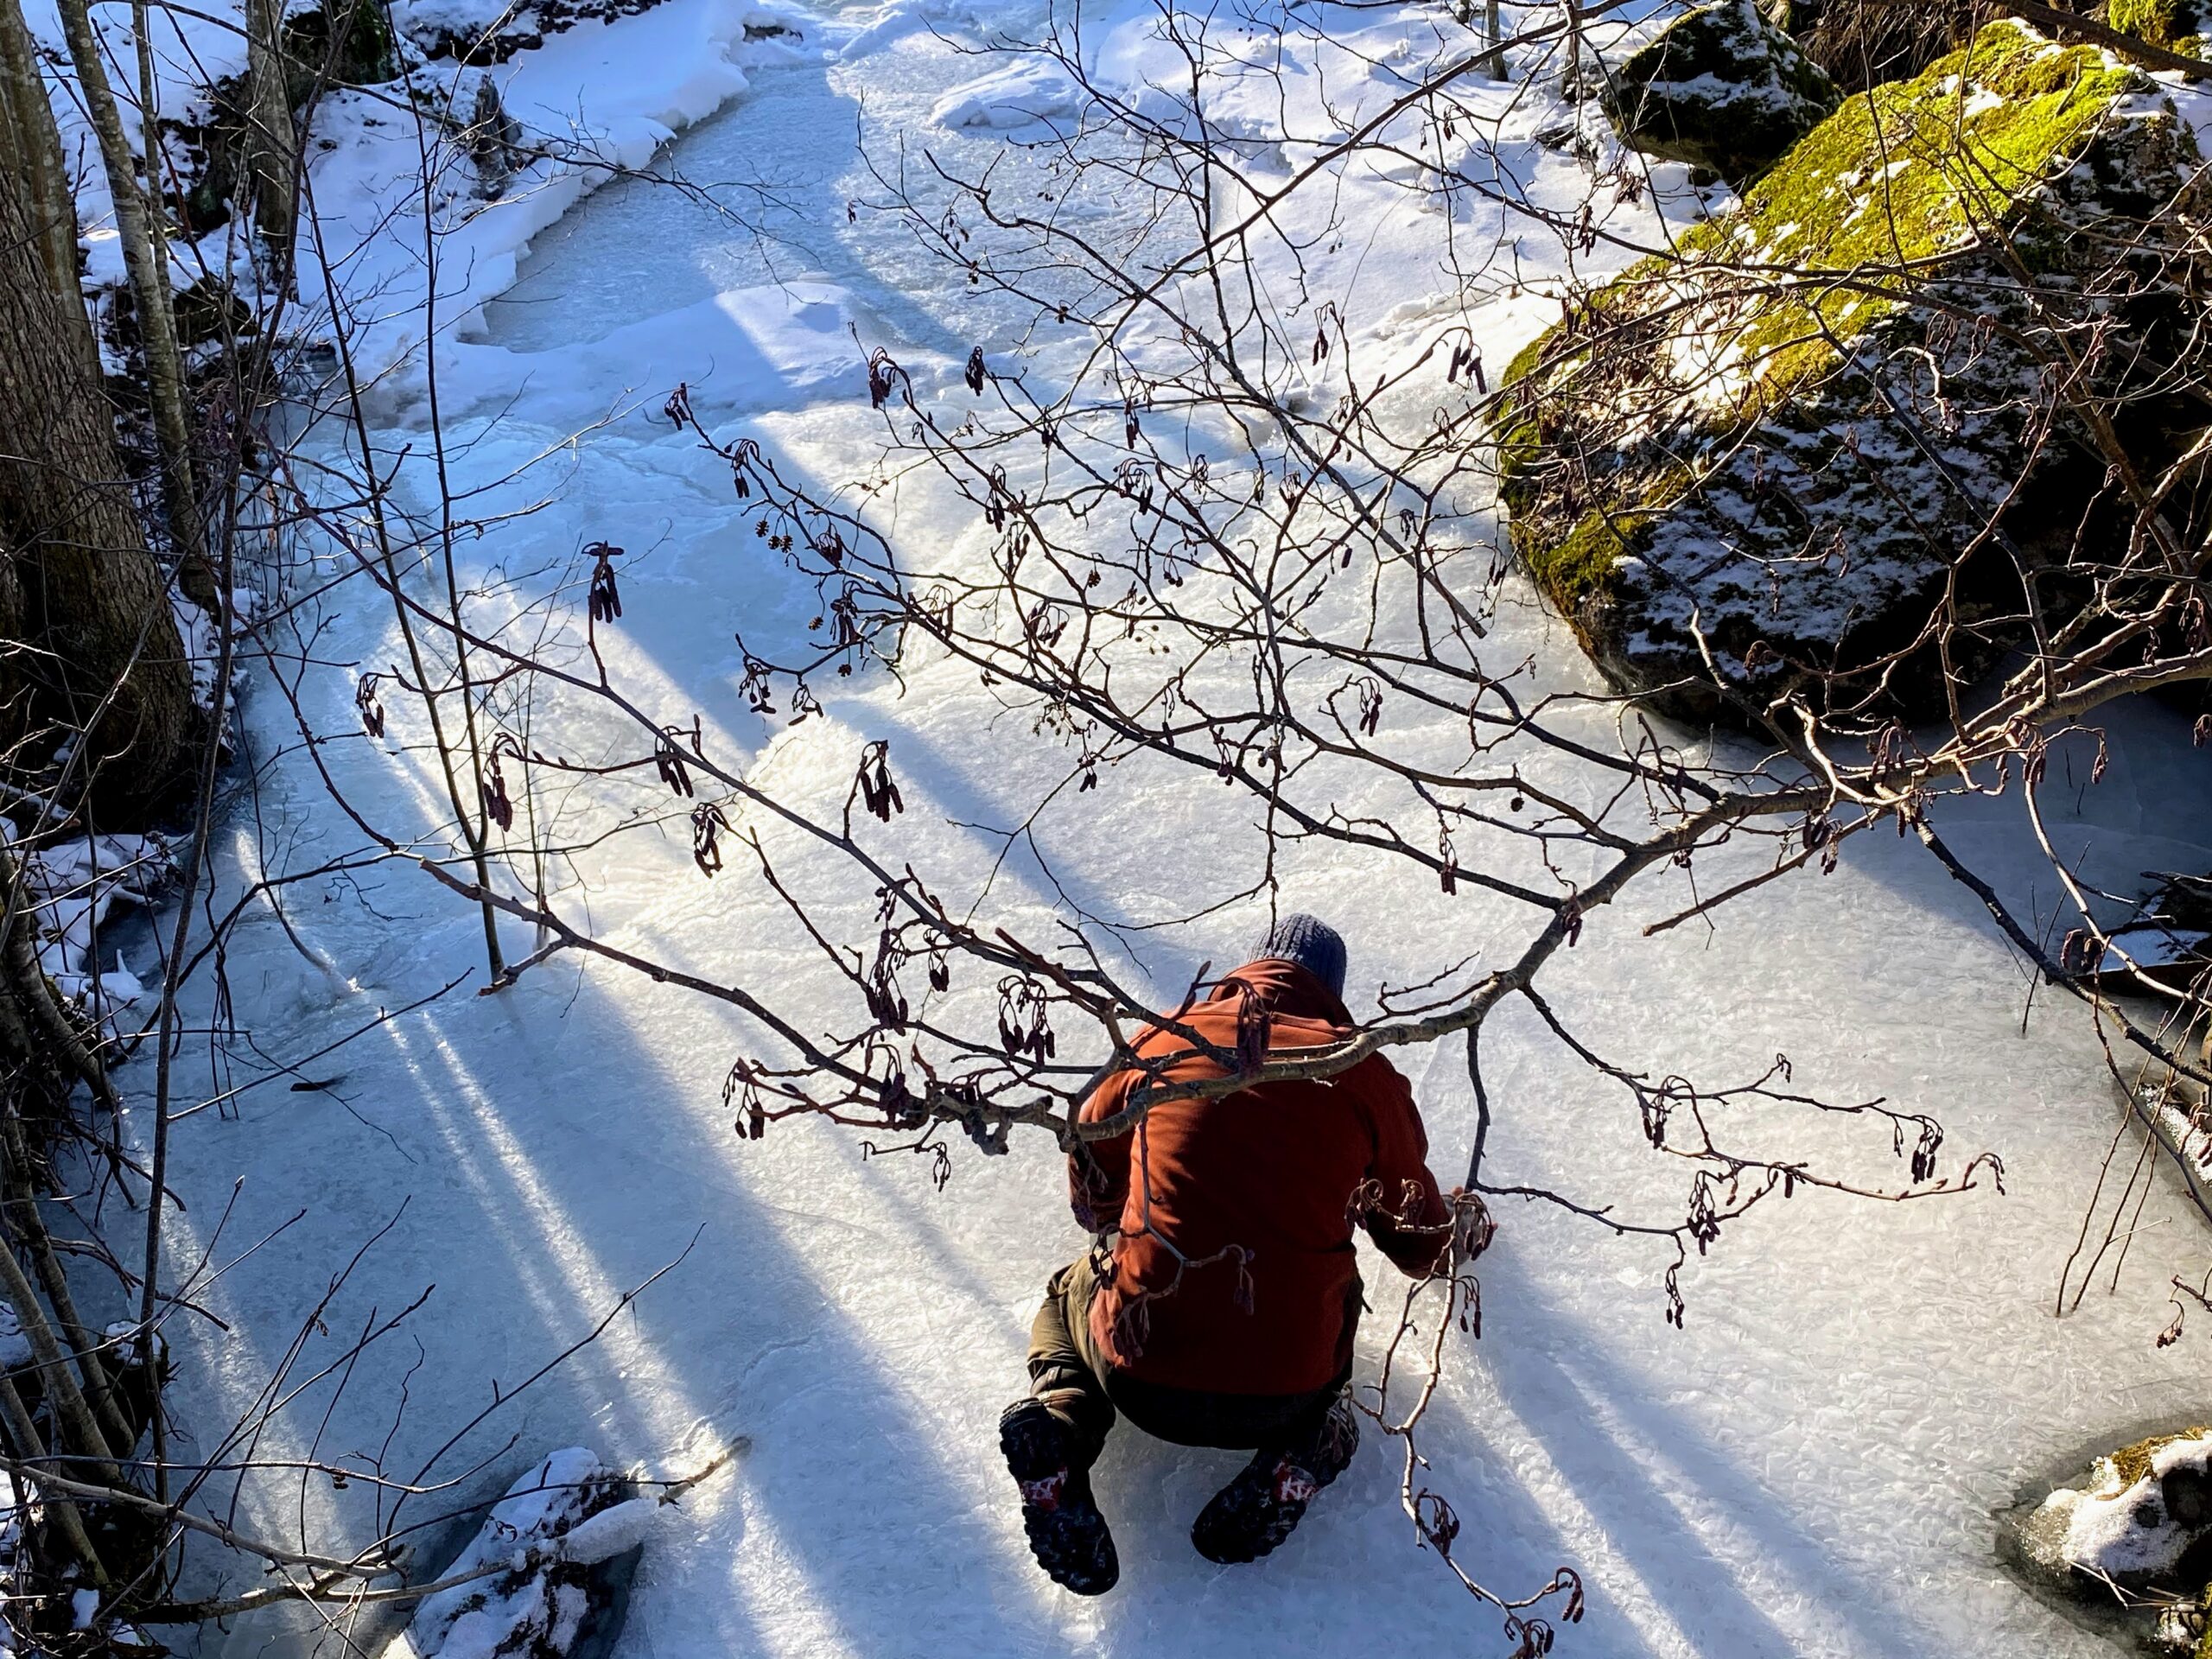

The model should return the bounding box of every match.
[243,0,296,254]
[0,0,88,359]
[48,0,221,617]
[0,155,195,821]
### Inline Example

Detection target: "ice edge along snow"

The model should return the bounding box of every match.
[21,0,823,406]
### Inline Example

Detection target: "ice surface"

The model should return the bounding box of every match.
[443,280,861,425]
[135,6,2212,1659]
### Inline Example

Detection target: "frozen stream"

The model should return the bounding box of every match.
[154,5,2212,1657]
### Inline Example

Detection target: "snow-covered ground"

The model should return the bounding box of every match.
[99,0,2212,1655]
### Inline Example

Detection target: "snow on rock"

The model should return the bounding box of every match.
[2127,1055,2212,1226]
[929,55,1084,130]
[1605,0,1839,181]
[2023,1428,2212,1583]
[385,1449,650,1659]
[1497,20,2201,722]
[550,1497,660,1567]
[12,834,172,1023]
[398,0,786,65]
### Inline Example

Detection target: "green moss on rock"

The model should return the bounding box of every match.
[1492,19,2202,721]
[1536,511,1652,608]
[1688,20,2139,404]
[2112,0,2200,49]
[1500,332,1551,393]
[2112,1426,2212,1488]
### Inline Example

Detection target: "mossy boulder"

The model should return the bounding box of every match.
[1497,21,2205,725]
[1605,0,1841,181]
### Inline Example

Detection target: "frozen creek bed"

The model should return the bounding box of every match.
[149,2,2212,1655]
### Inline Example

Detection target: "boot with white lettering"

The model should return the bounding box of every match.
[1191,1394,1359,1565]
[999,1397,1119,1594]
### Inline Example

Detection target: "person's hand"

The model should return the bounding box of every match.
[1446,1186,1495,1272]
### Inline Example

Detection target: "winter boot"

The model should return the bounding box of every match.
[999,1397,1119,1595]
[1191,1394,1359,1565]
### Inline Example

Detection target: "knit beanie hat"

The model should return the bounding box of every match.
[1253,912,1347,999]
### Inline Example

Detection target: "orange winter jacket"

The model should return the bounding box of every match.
[1068,958,1452,1395]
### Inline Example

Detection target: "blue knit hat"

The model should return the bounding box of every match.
[1253,912,1347,998]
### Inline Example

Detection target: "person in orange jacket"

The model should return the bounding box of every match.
[1000,915,1463,1593]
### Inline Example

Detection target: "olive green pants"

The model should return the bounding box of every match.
[1024,1252,1354,1469]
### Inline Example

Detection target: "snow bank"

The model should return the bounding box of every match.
[22,0,816,407]
[296,0,816,408]
[17,0,252,296]
[930,56,1084,129]
[833,0,973,60]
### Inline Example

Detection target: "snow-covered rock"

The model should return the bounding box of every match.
[11,833,171,1031]
[384,1449,651,1659]
[1497,21,2205,723]
[2023,1427,2212,1583]
[1605,0,1838,182]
